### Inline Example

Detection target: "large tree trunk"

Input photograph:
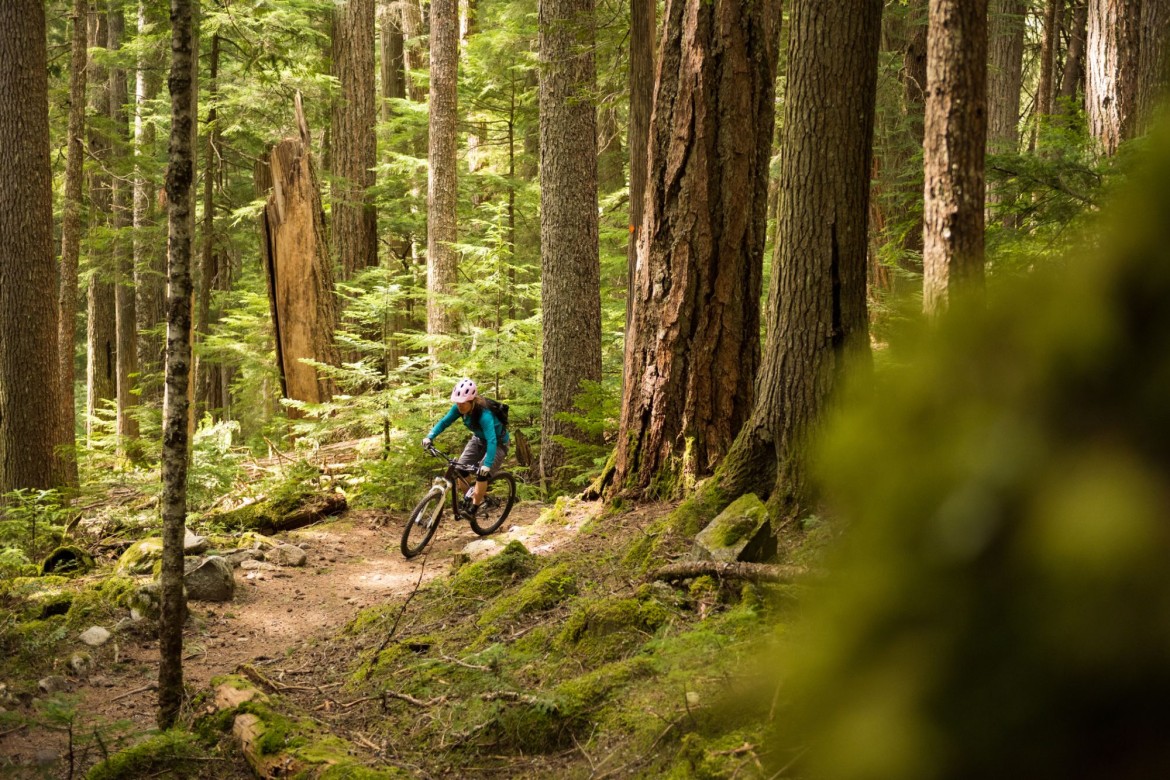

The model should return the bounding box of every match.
[256,123,341,408]
[332,0,378,280]
[1136,0,1170,136]
[538,0,602,480]
[923,0,988,316]
[709,0,881,520]
[58,0,88,487]
[0,0,65,493]
[87,8,117,444]
[158,0,196,731]
[109,4,140,458]
[427,0,459,348]
[626,0,654,352]
[134,0,166,407]
[608,0,780,498]
[1087,0,1142,154]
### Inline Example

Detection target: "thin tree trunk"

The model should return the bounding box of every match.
[608,0,780,497]
[923,0,988,316]
[401,0,426,102]
[1058,0,1088,108]
[196,33,222,420]
[427,0,459,347]
[158,0,196,731]
[109,3,139,457]
[1037,0,1060,121]
[538,0,602,480]
[626,0,654,361]
[87,7,117,444]
[987,0,1025,228]
[58,0,88,487]
[0,0,65,493]
[708,0,882,521]
[333,0,378,280]
[135,0,166,406]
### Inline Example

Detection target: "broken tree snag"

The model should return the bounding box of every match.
[651,561,817,585]
[254,125,340,414]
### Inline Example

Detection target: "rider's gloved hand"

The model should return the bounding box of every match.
[422,437,433,449]
[477,465,492,479]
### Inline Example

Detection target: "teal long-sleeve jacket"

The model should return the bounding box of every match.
[427,404,509,468]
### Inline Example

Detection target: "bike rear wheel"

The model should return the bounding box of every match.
[401,489,445,558]
[469,473,516,536]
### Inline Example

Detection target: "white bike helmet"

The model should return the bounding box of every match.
[450,378,478,403]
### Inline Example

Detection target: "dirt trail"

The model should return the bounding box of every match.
[1,502,555,777]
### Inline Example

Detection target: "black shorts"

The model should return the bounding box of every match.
[456,436,509,477]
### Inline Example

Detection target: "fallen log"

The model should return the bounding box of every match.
[202,491,347,533]
[650,561,820,584]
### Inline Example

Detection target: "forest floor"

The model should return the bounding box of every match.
[0,500,571,778]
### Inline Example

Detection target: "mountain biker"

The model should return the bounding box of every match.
[422,378,509,516]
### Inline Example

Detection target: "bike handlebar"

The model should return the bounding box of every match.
[425,445,476,474]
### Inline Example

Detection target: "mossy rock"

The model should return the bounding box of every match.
[40,545,95,576]
[694,493,775,563]
[557,596,673,662]
[478,562,577,628]
[115,538,163,575]
[449,540,537,600]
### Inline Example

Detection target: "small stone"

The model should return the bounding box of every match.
[270,543,307,568]
[34,749,59,767]
[130,608,145,622]
[69,652,93,676]
[79,626,112,647]
[240,559,277,571]
[38,675,68,695]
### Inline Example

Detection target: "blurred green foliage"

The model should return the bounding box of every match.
[782,127,1170,779]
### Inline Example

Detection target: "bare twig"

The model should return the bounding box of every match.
[440,654,490,672]
[363,551,430,680]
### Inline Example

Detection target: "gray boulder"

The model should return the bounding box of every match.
[183,556,235,602]
[184,529,209,555]
[694,493,776,563]
[115,538,163,575]
[38,675,68,695]
[270,543,307,567]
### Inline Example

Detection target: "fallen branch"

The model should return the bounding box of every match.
[111,683,157,702]
[440,654,491,672]
[650,561,818,585]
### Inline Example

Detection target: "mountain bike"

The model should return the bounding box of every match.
[400,445,517,558]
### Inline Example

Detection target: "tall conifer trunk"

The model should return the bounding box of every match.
[538,0,602,479]
[609,0,780,497]
[134,0,166,405]
[702,0,881,525]
[923,0,988,315]
[0,0,65,492]
[626,0,654,351]
[427,0,459,348]
[332,0,378,279]
[58,0,88,486]
[987,0,1025,227]
[110,2,140,456]
[1087,0,1142,153]
[87,7,117,443]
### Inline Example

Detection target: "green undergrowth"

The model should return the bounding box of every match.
[0,574,142,678]
[85,730,207,780]
[289,502,826,777]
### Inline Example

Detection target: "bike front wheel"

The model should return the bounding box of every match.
[469,473,516,536]
[401,488,445,558]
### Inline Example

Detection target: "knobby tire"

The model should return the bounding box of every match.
[469,473,516,536]
[401,489,444,558]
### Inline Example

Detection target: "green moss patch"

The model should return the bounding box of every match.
[85,730,207,780]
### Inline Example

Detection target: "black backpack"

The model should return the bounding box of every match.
[476,397,510,429]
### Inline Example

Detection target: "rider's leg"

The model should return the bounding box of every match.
[472,442,509,505]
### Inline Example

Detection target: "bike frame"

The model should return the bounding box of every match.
[426,447,477,526]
